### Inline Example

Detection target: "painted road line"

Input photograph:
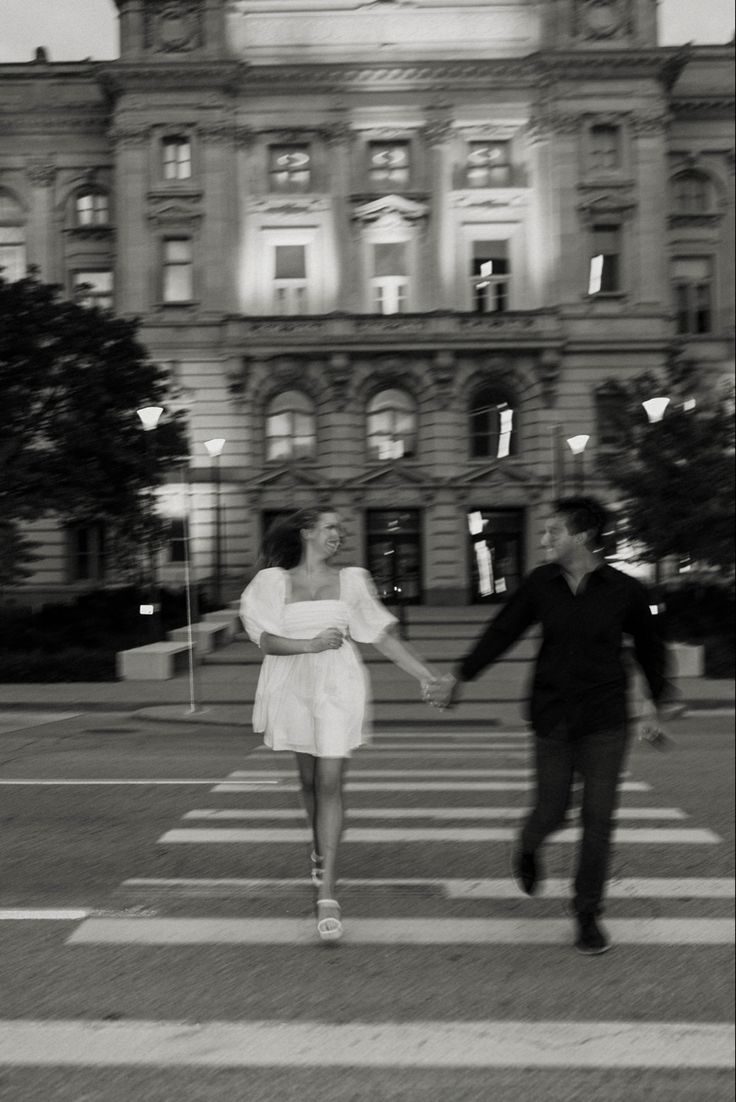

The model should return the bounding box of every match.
[228,768,540,777]
[213,781,651,793]
[0,1019,732,1069]
[0,909,90,921]
[182,807,688,822]
[373,730,530,739]
[248,745,529,754]
[0,779,280,787]
[121,876,736,899]
[158,826,720,844]
[66,916,735,946]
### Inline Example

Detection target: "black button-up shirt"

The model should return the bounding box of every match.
[457,562,672,737]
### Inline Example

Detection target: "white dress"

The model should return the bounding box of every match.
[240,566,397,757]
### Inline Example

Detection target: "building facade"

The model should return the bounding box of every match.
[1,0,734,605]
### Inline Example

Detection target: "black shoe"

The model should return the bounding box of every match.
[575,913,611,955]
[513,849,540,896]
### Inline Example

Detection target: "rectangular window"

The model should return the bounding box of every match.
[371,242,409,314]
[273,244,307,314]
[269,145,311,192]
[588,224,621,293]
[76,193,109,226]
[589,125,621,173]
[163,238,193,302]
[73,270,113,310]
[68,523,106,583]
[0,228,26,282]
[368,142,410,189]
[466,141,511,188]
[471,241,509,313]
[168,518,186,564]
[672,257,713,334]
[162,137,192,181]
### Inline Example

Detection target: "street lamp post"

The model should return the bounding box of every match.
[203,437,226,607]
[136,405,164,641]
[566,434,590,492]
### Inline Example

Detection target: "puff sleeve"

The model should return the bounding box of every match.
[344,567,397,644]
[240,568,285,647]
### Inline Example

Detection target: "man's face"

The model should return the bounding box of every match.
[541,514,580,564]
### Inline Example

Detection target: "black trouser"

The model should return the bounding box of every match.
[520,724,631,916]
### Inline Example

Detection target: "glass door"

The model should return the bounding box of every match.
[366,509,422,605]
[467,508,524,603]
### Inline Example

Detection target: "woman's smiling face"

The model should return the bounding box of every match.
[304,512,343,559]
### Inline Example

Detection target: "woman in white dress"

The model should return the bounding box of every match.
[240,507,440,942]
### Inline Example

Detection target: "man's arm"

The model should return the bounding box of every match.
[624,583,678,712]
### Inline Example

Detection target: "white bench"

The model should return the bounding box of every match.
[202,610,240,641]
[116,641,193,681]
[168,621,230,655]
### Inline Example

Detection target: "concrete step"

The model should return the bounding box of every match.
[208,636,539,665]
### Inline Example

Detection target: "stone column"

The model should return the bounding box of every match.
[201,124,239,314]
[25,160,56,280]
[631,111,670,308]
[110,124,151,314]
[324,122,355,311]
[423,118,455,310]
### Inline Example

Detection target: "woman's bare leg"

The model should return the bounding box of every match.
[315,757,347,902]
[295,753,319,858]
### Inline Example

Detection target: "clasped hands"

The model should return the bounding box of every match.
[421,673,458,710]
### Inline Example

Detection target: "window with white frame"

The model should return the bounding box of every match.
[672,256,713,335]
[466,141,511,188]
[273,244,308,314]
[371,242,409,314]
[162,136,192,181]
[269,145,311,193]
[471,241,509,312]
[469,388,517,459]
[76,191,110,226]
[367,389,416,460]
[73,270,113,310]
[588,223,622,294]
[162,237,193,302]
[368,142,410,190]
[0,189,26,282]
[589,125,621,173]
[265,390,316,461]
[671,172,715,214]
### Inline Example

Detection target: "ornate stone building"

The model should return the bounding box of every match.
[1,0,733,604]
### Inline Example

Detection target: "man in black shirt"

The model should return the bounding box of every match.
[427,496,676,955]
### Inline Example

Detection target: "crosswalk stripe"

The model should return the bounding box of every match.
[249,745,529,754]
[158,826,720,844]
[373,730,530,739]
[213,780,651,792]
[230,768,537,777]
[121,876,736,899]
[66,917,735,946]
[0,1019,732,1069]
[182,806,688,821]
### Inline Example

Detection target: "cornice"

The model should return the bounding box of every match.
[97,61,242,97]
[670,96,736,119]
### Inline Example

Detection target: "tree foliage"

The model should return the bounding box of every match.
[0,272,189,579]
[598,360,735,574]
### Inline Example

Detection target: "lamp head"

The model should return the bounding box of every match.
[137,406,164,431]
[566,434,590,455]
[642,397,670,423]
[204,438,226,457]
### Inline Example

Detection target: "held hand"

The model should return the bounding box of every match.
[423,673,458,710]
[636,699,672,749]
[312,627,345,652]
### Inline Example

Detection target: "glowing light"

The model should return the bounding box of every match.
[588,255,603,295]
[468,511,485,536]
[136,406,163,431]
[139,604,155,616]
[497,407,514,458]
[566,434,590,455]
[642,397,670,423]
[474,541,493,596]
[204,438,226,457]
[683,398,697,412]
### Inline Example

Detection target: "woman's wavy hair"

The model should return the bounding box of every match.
[258,507,330,570]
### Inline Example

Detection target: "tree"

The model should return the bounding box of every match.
[0,272,189,581]
[598,360,735,574]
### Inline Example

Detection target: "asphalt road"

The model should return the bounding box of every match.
[0,709,733,1102]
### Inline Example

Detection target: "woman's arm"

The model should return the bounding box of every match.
[260,627,343,656]
[372,626,439,682]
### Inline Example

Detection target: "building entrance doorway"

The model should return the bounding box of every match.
[467,507,524,603]
[366,509,422,605]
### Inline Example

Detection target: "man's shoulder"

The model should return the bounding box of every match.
[600,564,647,591]
[525,563,559,584]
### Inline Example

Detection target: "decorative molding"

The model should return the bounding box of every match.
[146,2,203,55]
[577,190,637,221]
[450,189,527,210]
[526,111,582,141]
[422,119,456,147]
[327,353,353,410]
[352,193,429,225]
[109,124,152,147]
[26,160,56,187]
[246,195,331,215]
[428,351,456,404]
[146,196,203,226]
[670,97,736,119]
[629,111,671,136]
[574,0,632,42]
[321,122,355,147]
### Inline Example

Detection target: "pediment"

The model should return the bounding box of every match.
[458,462,534,488]
[348,463,428,489]
[249,464,323,490]
[352,193,429,224]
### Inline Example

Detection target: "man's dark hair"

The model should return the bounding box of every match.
[553,496,609,549]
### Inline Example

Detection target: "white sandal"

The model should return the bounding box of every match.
[316,899,343,942]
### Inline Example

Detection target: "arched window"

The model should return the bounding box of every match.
[265,390,316,462]
[671,171,714,214]
[75,190,110,227]
[469,388,517,459]
[367,388,416,460]
[0,189,26,283]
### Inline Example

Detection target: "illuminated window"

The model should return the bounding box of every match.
[466,141,511,187]
[470,388,516,459]
[76,191,109,226]
[273,244,308,314]
[671,172,714,213]
[269,145,311,192]
[672,256,713,334]
[73,270,113,310]
[162,137,192,180]
[265,390,316,461]
[371,242,409,314]
[162,238,193,302]
[67,523,106,582]
[367,389,416,460]
[471,241,509,312]
[589,125,621,173]
[588,224,621,294]
[368,142,410,189]
[0,190,26,282]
